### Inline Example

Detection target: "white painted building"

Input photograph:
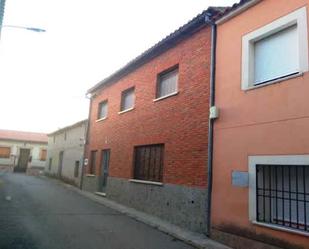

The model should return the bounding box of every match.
[45,119,87,186]
[0,129,48,173]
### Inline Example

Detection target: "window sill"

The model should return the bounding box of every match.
[153,92,178,102]
[96,117,107,123]
[118,107,134,115]
[85,174,96,177]
[252,221,309,237]
[244,72,303,91]
[129,179,163,186]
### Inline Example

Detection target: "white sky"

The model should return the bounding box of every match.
[0,0,236,133]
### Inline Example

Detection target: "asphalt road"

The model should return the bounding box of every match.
[0,172,195,249]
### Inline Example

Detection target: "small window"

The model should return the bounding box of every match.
[48,158,52,170]
[242,7,308,89]
[74,161,80,177]
[0,146,10,158]
[256,164,309,233]
[89,150,97,175]
[133,144,164,182]
[120,87,135,111]
[156,66,178,99]
[40,149,47,161]
[64,132,67,140]
[254,25,298,85]
[98,101,108,120]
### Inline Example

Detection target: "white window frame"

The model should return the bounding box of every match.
[248,155,309,236]
[242,7,308,90]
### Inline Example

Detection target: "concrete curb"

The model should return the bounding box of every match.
[41,175,232,249]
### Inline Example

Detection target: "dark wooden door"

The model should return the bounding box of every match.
[100,149,110,193]
[58,151,64,177]
[16,149,30,172]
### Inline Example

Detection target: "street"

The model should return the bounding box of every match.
[0,173,195,249]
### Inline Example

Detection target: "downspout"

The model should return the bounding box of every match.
[80,95,92,190]
[205,13,217,237]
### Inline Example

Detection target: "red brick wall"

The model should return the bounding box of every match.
[86,26,211,187]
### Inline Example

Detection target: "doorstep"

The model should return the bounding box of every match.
[94,192,106,197]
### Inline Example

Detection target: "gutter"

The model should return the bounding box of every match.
[80,95,92,190]
[205,13,216,237]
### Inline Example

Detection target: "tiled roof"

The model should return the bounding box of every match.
[0,129,48,143]
[87,6,228,94]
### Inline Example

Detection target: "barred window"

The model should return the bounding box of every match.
[133,144,164,182]
[89,150,97,175]
[256,164,309,232]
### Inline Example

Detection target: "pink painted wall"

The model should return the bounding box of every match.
[212,0,309,248]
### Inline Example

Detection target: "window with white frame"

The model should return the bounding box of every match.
[242,7,308,89]
[249,155,309,235]
[156,66,178,99]
[98,100,108,120]
[120,87,135,112]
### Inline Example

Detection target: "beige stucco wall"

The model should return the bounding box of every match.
[0,139,47,168]
[45,121,86,185]
[213,0,309,248]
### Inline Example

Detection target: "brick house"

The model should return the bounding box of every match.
[82,7,225,233]
[212,0,309,248]
[0,129,47,174]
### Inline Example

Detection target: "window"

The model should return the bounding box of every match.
[89,150,97,175]
[40,149,47,161]
[120,87,135,112]
[156,66,178,99]
[133,144,164,182]
[242,7,308,89]
[249,155,309,235]
[48,158,52,171]
[256,165,309,232]
[64,132,67,140]
[74,160,80,177]
[98,101,108,120]
[0,146,10,158]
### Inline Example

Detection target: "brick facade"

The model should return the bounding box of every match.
[86,26,211,188]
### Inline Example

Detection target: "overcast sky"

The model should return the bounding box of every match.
[0,0,236,133]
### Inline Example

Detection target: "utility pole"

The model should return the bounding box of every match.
[0,0,6,38]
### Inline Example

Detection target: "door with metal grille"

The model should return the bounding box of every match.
[100,149,110,193]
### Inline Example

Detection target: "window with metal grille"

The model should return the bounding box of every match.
[156,66,178,99]
[74,160,79,177]
[133,144,164,182]
[256,165,309,232]
[0,146,10,158]
[89,150,97,175]
[98,100,108,119]
[120,87,135,111]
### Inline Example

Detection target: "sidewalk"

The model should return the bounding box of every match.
[43,175,231,249]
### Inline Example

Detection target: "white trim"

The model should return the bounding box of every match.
[252,221,309,237]
[248,155,309,232]
[85,174,96,177]
[153,91,178,102]
[118,107,134,114]
[216,0,261,25]
[242,7,308,90]
[95,117,107,122]
[129,179,163,186]
[95,192,106,197]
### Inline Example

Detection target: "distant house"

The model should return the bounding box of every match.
[45,120,87,186]
[0,129,48,174]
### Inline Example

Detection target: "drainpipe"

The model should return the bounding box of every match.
[80,94,92,190]
[205,13,217,237]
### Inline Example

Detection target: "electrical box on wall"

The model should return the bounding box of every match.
[209,106,219,119]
